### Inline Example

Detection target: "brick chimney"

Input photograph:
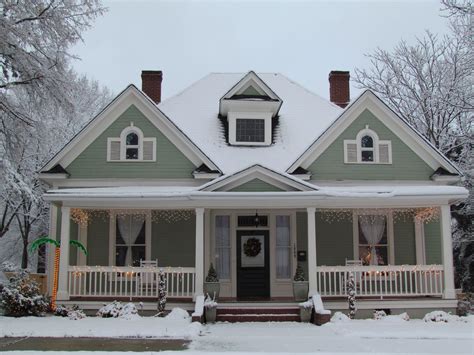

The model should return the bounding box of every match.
[141,70,163,104]
[329,71,350,108]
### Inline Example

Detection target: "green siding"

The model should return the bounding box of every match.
[151,218,195,267]
[67,105,197,179]
[87,215,110,266]
[424,220,442,264]
[229,179,285,192]
[241,85,262,96]
[394,219,416,265]
[296,212,308,277]
[307,109,435,180]
[316,212,353,266]
[296,212,353,273]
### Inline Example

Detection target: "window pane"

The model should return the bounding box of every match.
[131,246,146,266]
[126,132,138,145]
[126,148,139,159]
[236,119,265,142]
[361,135,373,148]
[215,216,230,279]
[115,246,128,266]
[276,215,291,278]
[361,150,374,162]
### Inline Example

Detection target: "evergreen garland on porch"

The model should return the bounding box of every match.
[347,272,356,319]
[157,269,167,316]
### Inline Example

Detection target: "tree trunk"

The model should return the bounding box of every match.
[21,239,29,269]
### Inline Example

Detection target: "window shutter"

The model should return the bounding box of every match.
[378,142,391,164]
[344,141,358,163]
[108,139,121,161]
[143,140,155,161]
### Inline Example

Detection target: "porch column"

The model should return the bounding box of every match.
[440,205,455,299]
[307,207,317,295]
[57,206,71,301]
[195,208,205,298]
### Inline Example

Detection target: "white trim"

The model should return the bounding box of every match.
[57,207,71,301]
[288,90,461,175]
[228,112,272,146]
[307,207,317,295]
[192,172,221,179]
[200,165,316,192]
[106,137,121,162]
[440,204,455,299]
[344,127,393,165]
[107,125,157,162]
[39,173,68,180]
[431,175,461,183]
[41,85,220,173]
[195,208,205,297]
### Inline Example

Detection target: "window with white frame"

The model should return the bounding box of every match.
[215,215,231,279]
[107,124,156,162]
[115,214,146,266]
[276,215,291,279]
[228,112,272,146]
[357,214,388,266]
[344,126,392,164]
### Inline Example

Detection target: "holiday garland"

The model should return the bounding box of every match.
[243,237,262,257]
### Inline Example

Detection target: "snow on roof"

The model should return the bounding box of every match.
[45,185,468,200]
[159,73,342,175]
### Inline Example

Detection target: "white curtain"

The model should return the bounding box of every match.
[215,216,230,279]
[359,215,386,265]
[117,214,145,265]
[276,216,291,278]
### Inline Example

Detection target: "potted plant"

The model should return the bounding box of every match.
[204,294,217,323]
[204,263,220,300]
[299,299,313,322]
[293,264,309,301]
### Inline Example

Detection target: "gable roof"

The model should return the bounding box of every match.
[199,164,318,192]
[288,90,462,175]
[159,73,342,176]
[41,85,220,174]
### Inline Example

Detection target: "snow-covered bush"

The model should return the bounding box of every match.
[97,301,140,319]
[373,310,387,320]
[157,269,167,315]
[55,304,85,320]
[0,270,48,317]
[331,311,350,322]
[423,310,457,323]
[347,272,356,319]
[166,307,191,321]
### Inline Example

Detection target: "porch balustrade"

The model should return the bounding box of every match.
[68,266,195,298]
[315,265,444,298]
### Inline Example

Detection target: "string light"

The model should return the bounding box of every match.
[319,207,440,224]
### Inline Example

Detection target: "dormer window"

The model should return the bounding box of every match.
[229,112,272,146]
[344,126,392,164]
[107,124,156,162]
[125,131,140,159]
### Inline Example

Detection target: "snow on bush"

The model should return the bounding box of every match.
[68,309,86,320]
[422,310,469,323]
[97,301,140,319]
[373,310,387,320]
[166,307,191,321]
[0,270,48,317]
[331,311,350,322]
[55,304,86,320]
[1,261,21,273]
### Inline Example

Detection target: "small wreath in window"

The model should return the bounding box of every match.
[243,237,262,257]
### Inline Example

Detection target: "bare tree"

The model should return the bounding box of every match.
[354,1,473,291]
[0,0,106,124]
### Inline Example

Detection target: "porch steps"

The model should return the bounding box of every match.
[216,306,300,322]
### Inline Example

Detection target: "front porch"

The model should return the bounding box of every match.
[49,203,456,308]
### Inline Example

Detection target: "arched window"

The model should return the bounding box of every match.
[360,134,374,162]
[125,131,140,159]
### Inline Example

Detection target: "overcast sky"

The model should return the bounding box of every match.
[72,0,450,101]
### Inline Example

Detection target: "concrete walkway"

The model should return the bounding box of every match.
[0,337,189,352]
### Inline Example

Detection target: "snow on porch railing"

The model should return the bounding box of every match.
[316,265,444,298]
[68,266,195,298]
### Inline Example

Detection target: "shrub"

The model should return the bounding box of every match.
[0,270,49,317]
[97,301,139,319]
[205,263,219,282]
[293,264,306,282]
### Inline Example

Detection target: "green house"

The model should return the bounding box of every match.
[40,70,467,318]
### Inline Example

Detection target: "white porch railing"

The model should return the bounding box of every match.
[68,266,196,298]
[316,265,444,298]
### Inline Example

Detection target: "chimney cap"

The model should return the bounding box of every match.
[141,70,163,76]
[329,70,350,77]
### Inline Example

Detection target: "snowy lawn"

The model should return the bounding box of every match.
[0,310,472,354]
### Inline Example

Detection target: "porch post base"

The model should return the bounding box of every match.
[56,290,70,301]
[443,289,456,299]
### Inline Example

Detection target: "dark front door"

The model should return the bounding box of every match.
[237,230,270,299]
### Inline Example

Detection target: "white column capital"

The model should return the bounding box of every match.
[195,207,205,216]
[306,207,316,214]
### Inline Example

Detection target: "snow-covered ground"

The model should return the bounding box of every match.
[0,309,472,354]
